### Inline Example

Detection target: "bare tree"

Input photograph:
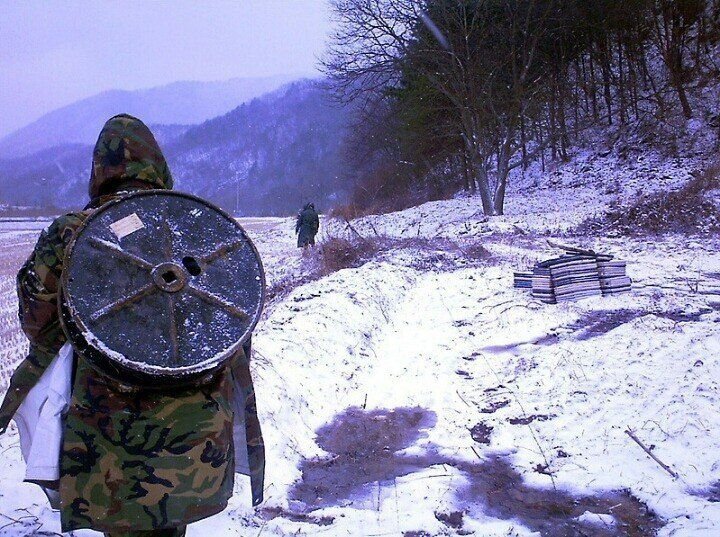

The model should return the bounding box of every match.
[324,0,718,216]
[325,0,563,215]
[322,0,420,105]
[650,0,705,118]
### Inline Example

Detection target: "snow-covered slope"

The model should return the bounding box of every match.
[0,145,719,535]
[240,235,720,536]
[349,112,719,239]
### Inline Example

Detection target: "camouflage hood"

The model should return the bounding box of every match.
[89,114,173,200]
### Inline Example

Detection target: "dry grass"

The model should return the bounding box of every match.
[318,234,493,273]
[265,232,493,308]
[457,241,493,261]
[264,236,384,307]
[579,164,720,235]
[317,236,383,275]
[327,203,366,222]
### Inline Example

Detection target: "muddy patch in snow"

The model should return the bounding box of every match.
[259,506,334,527]
[508,413,555,426]
[709,482,720,503]
[481,307,718,352]
[480,396,511,414]
[457,455,662,536]
[658,304,720,322]
[479,306,718,356]
[566,309,647,340]
[287,406,663,536]
[481,334,559,353]
[434,509,464,529]
[690,480,720,503]
[469,422,493,444]
[289,406,438,510]
[568,307,719,341]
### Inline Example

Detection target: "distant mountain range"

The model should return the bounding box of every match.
[0,79,353,216]
[0,74,300,159]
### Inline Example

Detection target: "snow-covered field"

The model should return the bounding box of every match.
[1,152,719,536]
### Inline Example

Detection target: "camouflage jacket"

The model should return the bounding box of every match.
[296,204,319,247]
[0,115,265,532]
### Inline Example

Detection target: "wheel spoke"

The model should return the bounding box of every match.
[187,284,250,320]
[167,293,180,364]
[91,282,157,322]
[199,239,246,265]
[89,237,153,271]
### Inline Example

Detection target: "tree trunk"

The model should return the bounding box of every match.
[589,52,599,121]
[520,114,528,170]
[549,90,558,161]
[461,150,473,192]
[618,42,627,124]
[669,69,693,118]
[475,166,495,215]
[492,134,513,216]
[598,40,613,124]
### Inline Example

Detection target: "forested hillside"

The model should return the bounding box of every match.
[0,80,350,216]
[166,80,351,215]
[0,75,297,158]
[324,0,720,215]
[1,2,718,221]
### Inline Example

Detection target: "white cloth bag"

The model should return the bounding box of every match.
[14,342,74,481]
[13,342,250,480]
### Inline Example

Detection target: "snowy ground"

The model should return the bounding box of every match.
[1,160,719,536]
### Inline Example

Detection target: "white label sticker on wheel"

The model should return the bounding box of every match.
[110,213,145,239]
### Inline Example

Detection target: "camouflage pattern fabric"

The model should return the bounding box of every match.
[0,114,266,532]
[60,357,235,532]
[105,526,186,537]
[296,203,320,247]
[0,212,88,434]
[89,113,173,199]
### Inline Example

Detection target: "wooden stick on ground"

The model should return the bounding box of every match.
[343,217,367,242]
[546,239,597,256]
[625,428,679,478]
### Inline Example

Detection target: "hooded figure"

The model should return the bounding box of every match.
[295,203,319,248]
[0,115,265,536]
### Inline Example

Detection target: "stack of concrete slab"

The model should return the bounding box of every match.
[513,271,533,289]
[597,259,632,295]
[546,255,603,302]
[531,267,556,303]
[516,247,631,303]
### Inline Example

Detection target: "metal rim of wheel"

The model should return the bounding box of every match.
[60,190,265,385]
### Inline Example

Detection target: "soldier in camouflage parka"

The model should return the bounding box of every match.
[0,114,265,537]
[295,203,319,248]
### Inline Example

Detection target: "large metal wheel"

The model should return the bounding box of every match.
[60,190,265,386]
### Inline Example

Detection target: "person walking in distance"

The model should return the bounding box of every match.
[296,202,320,249]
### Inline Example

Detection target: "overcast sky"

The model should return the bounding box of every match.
[0,0,331,137]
